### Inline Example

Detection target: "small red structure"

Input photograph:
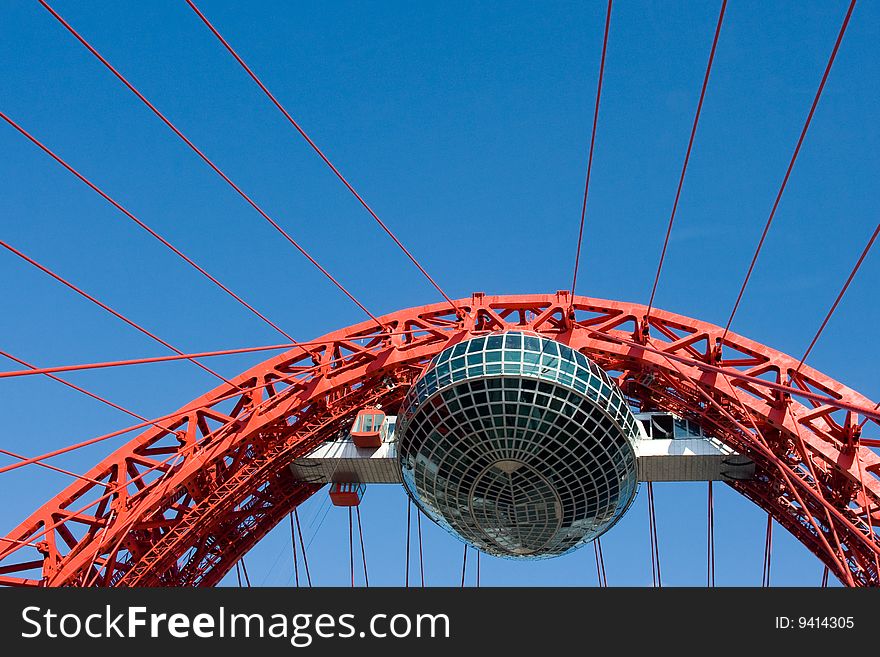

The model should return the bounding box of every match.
[351,408,385,448]
[329,482,366,507]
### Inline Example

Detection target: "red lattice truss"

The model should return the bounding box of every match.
[1,293,878,586]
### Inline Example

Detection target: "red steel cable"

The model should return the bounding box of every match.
[647,487,655,586]
[294,508,312,587]
[0,239,236,387]
[38,0,383,329]
[0,350,180,477]
[646,0,727,317]
[796,221,880,372]
[0,343,298,379]
[356,506,369,587]
[417,508,425,587]
[289,512,300,587]
[240,556,251,587]
[0,327,433,380]
[570,0,612,297]
[722,0,857,342]
[460,543,468,587]
[405,499,412,588]
[593,540,601,586]
[0,446,102,486]
[0,381,256,478]
[647,481,662,587]
[762,514,773,587]
[0,111,296,343]
[348,507,355,587]
[708,481,716,587]
[0,343,374,478]
[0,406,197,477]
[1,350,156,427]
[184,0,460,317]
[593,539,607,587]
[476,550,481,587]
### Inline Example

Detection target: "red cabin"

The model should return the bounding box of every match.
[350,408,385,448]
[329,482,366,507]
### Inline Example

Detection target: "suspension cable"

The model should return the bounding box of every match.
[0,111,298,343]
[0,345,366,478]
[593,538,608,587]
[476,550,481,587]
[796,221,879,372]
[654,344,859,586]
[348,507,355,587]
[235,561,242,587]
[0,446,102,486]
[646,0,727,317]
[721,0,857,343]
[570,0,612,297]
[417,508,425,587]
[647,482,662,587]
[294,508,312,587]
[0,327,435,380]
[821,566,829,587]
[356,506,369,587]
[0,350,169,432]
[460,544,468,588]
[38,0,384,329]
[0,239,236,387]
[708,481,716,587]
[289,512,300,587]
[0,405,197,477]
[0,343,297,380]
[405,498,411,587]
[240,557,252,587]
[184,0,460,318]
[761,514,773,587]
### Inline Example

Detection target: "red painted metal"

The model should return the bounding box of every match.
[0,293,878,586]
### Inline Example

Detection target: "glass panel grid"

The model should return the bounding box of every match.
[397,331,639,559]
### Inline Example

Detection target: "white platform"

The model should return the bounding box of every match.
[289,413,755,484]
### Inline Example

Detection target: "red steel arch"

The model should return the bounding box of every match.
[1,293,878,587]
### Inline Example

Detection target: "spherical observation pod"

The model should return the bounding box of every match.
[0,292,878,587]
[396,331,639,557]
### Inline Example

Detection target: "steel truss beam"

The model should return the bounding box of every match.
[0,293,877,586]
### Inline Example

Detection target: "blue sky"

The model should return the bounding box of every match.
[0,0,877,586]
